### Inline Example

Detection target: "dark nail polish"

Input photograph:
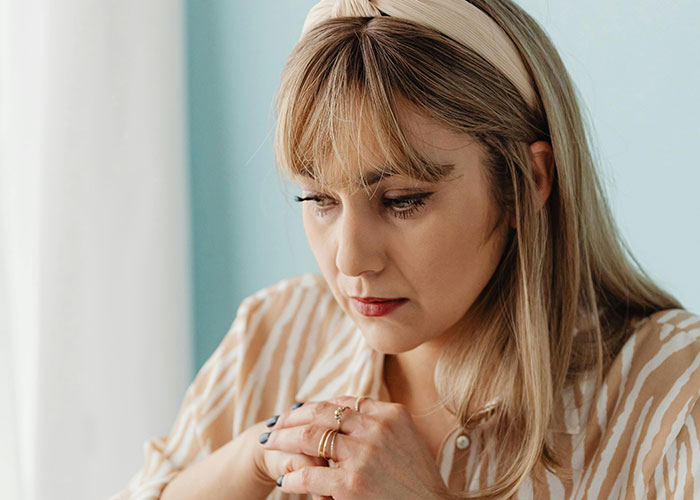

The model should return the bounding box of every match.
[258,432,270,444]
[290,402,304,410]
[276,475,284,487]
[266,415,279,427]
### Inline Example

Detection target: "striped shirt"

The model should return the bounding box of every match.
[111,273,700,499]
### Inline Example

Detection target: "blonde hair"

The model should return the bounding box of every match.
[274,1,683,497]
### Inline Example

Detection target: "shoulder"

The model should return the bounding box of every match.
[604,308,700,414]
[555,309,700,436]
[235,273,335,326]
[216,274,361,428]
[636,308,700,341]
[201,273,341,371]
[620,308,700,389]
[226,273,343,349]
[596,308,700,452]
[232,274,376,402]
[196,272,340,369]
[225,273,365,384]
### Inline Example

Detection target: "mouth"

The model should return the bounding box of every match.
[351,296,404,303]
[350,297,408,317]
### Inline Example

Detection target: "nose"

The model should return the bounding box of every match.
[334,207,385,277]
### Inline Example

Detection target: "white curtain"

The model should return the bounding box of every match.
[0,1,192,499]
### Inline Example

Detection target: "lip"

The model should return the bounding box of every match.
[350,297,408,317]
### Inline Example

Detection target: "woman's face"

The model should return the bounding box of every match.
[296,109,511,354]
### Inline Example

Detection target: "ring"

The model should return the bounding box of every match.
[318,428,334,459]
[329,429,339,461]
[354,396,369,412]
[334,406,349,431]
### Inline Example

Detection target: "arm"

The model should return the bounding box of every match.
[110,278,330,500]
[161,421,274,500]
[110,297,269,499]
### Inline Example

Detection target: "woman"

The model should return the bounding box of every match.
[113,0,700,498]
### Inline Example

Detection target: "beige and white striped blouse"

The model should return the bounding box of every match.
[112,273,700,499]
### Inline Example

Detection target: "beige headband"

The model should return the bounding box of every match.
[301,0,537,108]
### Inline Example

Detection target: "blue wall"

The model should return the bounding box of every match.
[186,0,700,375]
[186,0,319,372]
[518,0,700,319]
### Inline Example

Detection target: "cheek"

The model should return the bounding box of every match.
[403,208,484,273]
[404,201,505,300]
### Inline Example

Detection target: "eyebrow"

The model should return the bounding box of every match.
[299,162,456,186]
[362,167,399,186]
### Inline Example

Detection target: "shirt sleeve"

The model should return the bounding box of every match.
[107,295,254,500]
[645,399,700,498]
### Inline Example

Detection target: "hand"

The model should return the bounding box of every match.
[258,396,453,500]
[254,405,329,500]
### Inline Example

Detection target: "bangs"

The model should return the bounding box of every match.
[275,17,454,191]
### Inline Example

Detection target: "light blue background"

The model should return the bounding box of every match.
[186,0,700,374]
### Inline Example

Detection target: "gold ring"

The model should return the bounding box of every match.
[317,428,334,458]
[320,429,337,460]
[334,406,349,431]
[329,429,339,462]
[354,396,369,412]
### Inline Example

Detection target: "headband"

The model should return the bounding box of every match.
[301,0,537,108]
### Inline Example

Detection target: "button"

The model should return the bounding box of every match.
[456,434,470,450]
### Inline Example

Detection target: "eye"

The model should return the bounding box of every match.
[383,192,433,219]
[294,194,337,216]
[294,191,434,219]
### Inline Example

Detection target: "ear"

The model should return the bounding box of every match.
[529,141,555,209]
[509,141,555,229]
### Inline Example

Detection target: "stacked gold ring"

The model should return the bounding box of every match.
[329,429,339,461]
[317,428,338,460]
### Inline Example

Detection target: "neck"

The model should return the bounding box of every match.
[383,342,460,460]
[382,316,483,417]
[383,341,448,417]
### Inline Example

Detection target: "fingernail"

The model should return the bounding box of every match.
[266,415,279,427]
[258,432,270,444]
[276,475,284,487]
[290,402,304,410]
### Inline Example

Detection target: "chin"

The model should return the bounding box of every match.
[357,326,422,354]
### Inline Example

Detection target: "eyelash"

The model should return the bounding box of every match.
[293,193,433,219]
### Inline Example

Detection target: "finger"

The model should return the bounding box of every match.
[278,465,345,497]
[261,448,327,486]
[274,450,326,474]
[264,424,352,462]
[332,397,412,430]
[329,395,373,413]
[271,400,365,435]
[329,395,392,417]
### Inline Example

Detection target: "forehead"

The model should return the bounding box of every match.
[295,104,478,191]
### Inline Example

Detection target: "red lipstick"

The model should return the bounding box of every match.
[350,297,408,317]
